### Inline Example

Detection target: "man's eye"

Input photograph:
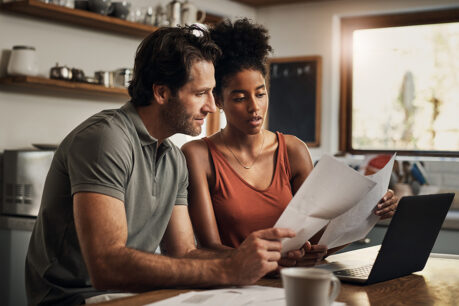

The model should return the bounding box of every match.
[196,92,205,97]
[256,93,266,98]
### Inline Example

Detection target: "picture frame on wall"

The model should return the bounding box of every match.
[267,56,322,147]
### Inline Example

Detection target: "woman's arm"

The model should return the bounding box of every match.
[181,140,233,252]
[284,135,314,194]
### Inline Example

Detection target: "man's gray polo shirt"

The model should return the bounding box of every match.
[26,101,188,305]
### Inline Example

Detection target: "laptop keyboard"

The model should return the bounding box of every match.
[334,264,373,278]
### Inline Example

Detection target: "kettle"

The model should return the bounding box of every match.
[50,63,72,80]
[181,0,205,26]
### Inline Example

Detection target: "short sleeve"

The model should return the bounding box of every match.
[68,121,132,202]
[174,149,188,206]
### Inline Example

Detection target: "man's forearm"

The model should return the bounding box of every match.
[90,246,232,292]
[183,247,235,259]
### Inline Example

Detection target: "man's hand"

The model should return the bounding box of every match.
[226,228,295,285]
[375,189,399,219]
[279,241,328,268]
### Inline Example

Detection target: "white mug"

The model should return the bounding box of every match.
[181,0,205,26]
[281,267,341,306]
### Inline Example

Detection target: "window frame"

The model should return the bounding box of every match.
[339,7,459,157]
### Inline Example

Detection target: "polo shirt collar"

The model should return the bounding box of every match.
[121,101,172,151]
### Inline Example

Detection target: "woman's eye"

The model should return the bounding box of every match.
[233,97,244,102]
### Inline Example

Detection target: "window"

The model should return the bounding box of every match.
[340,8,459,157]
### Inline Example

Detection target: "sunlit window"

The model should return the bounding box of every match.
[340,8,459,156]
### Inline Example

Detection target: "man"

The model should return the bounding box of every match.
[25,25,295,305]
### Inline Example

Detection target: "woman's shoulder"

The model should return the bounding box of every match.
[281,133,309,152]
[281,133,312,164]
[181,138,209,157]
[181,138,213,176]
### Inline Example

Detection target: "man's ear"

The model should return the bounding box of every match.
[152,84,171,105]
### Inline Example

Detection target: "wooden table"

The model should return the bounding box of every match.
[96,246,459,305]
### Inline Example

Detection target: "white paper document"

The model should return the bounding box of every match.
[146,286,284,306]
[318,154,396,248]
[275,154,395,253]
[146,286,345,306]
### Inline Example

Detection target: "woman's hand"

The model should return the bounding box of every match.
[375,189,399,219]
[278,241,328,267]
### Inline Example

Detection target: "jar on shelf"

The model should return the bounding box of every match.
[7,46,39,77]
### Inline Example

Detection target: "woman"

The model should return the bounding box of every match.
[182,19,398,266]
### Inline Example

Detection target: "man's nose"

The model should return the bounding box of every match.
[203,93,217,114]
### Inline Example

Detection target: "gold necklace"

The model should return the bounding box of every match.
[220,130,265,170]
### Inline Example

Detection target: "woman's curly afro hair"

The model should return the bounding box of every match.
[210,18,272,98]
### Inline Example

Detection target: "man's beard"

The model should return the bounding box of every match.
[161,96,202,136]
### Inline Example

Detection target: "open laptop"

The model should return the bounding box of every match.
[328,193,455,285]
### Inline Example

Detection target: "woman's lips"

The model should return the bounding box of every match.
[248,116,262,127]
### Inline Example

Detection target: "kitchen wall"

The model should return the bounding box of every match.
[0,0,255,151]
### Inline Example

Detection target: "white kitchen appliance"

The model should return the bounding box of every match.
[1,149,54,217]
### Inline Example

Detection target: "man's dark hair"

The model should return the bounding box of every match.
[128,25,221,106]
[209,18,272,99]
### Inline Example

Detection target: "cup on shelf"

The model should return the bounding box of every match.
[166,0,181,27]
[181,0,205,26]
[50,0,74,8]
[7,46,39,77]
[71,68,85,82]
[154,5,169,27]
[88,0,113,15]
[113,68,132,88]
[74,0,89,10]
[127,7,145,23]
[143,6,155,25]
[95,70,114,87]
[110,1,131,20]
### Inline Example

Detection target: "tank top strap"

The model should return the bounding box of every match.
[276,132,292,181]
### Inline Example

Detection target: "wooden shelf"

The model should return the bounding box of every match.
[0,0,224,37]
[0,75,129,99]
[0,0,158,37]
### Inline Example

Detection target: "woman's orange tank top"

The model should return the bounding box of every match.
[203,132,293,248]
